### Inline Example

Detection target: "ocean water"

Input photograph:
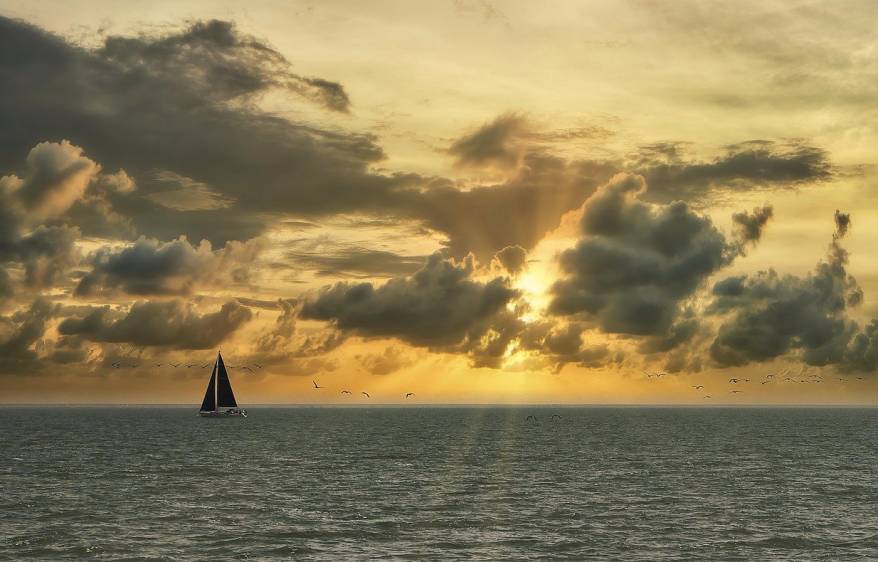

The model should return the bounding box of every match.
[1,407,877,560]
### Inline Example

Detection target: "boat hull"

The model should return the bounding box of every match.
[199,408,247,418]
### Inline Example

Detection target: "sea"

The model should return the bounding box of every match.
[1,406,877,560]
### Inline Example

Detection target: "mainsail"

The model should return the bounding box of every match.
[199,352,237,411]
[216,353,237,408]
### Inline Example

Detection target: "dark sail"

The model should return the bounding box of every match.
[200,362,217,412]
[216,353,238,408]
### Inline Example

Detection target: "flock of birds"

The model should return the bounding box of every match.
[313,380,415,400]
[106,356,867,404]
[642,365,867,399]
[108,361,264,372]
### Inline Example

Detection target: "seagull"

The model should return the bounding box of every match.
[730,390,744,394]
[405,393,415,398]
[703,395,712,399]
[341,390,352,395]
[728,378,741,383]
[761,380,771,385]
[361,391,370,398]
[169,363,180,368]
[692,385,704,390]
[313,380,322,389]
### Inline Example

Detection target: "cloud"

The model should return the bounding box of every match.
[448,112,529,169]
[0,298,57,374]
[402,154,617,258]
[491,245,527,275]
[549,174,768,339]
[516,320,612,370]
[0,16,387,247]
[5,140,100,221]
[57,300,252,349]
[0,141,140,293]
[634,140,832,203]
[731,204,774,249]
[358,346,414,375]
[286,246,430,278]
[145,171,235,211]
[76,236,265,296]
[708,211,878,371]
[300,253,519,349]
[2,17,835,263]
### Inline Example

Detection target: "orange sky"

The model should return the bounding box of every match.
[1,1,877,404]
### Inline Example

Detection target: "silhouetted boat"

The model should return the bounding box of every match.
[199,352,246,417]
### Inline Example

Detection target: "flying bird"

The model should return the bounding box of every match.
[405,393,415,398]
[313,380,322,389]
[361,391,370,398]
[728,378,740,383]
[730,390,744,394]
[703,395,712,399]
[341,390,352,395]
[692,385,704,390]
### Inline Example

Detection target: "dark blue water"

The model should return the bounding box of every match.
[1,407,877,560]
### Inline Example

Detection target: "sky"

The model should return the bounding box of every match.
[1,0,878,404]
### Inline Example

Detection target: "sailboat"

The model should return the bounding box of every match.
[199,351,247,417]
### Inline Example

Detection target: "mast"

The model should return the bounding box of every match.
[214,354,218,412]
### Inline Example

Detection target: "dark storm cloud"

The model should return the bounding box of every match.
[75,236,264,296]
[709,212,877,370]
[549,174,771,339]
[4,17,597,259]
[57,300,252,349]
[95,19,350,112]
[0,16,390,245]
[634,140,832,203]
[300,253,518,348]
